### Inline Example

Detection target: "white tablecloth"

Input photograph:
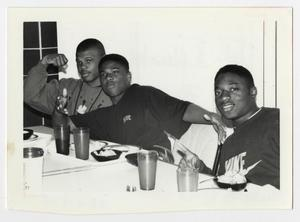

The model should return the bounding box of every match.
[24,126,278,194]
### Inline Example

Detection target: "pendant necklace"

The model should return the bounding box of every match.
[73,81,103,114]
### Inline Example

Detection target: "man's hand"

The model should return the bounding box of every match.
[55,88,69,115]
[41,54,68,72]
[204,113,227,145]
[178,152,206,173]
[151,145,174,164]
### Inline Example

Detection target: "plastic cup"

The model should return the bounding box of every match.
[23,147,44,194]
[73,127,90,160]
[53,125,70,155]
[177,168,199,192]
[137,150,158,190]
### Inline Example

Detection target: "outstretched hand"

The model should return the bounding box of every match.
[175,141,202,171]
[151,145,175,164]
[204,113,227,145]
[178,151,206,173]
[179,152,200,169]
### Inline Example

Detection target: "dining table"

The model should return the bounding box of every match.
[24,126,217,193]
[21,125,282,213]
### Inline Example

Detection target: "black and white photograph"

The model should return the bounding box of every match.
[4,5,294,219]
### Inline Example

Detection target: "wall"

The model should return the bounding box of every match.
[51,8,291,112]
[7,7,292,142]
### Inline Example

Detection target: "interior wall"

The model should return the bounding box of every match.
[18,8,289,112]
[55,8,274,112]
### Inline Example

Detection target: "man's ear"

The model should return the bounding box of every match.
[250,86,257,98]
[127,72,132,84]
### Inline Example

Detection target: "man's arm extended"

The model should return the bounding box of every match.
[182,103,212,124]
[183,103,226,144]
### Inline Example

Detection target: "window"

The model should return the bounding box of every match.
[23,21,58,127]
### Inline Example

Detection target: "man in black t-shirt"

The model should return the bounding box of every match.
[67,54,226,163]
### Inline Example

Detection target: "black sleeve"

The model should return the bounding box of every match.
[143,86,191,138]
[247,108,280,189]
[70,109,109,140]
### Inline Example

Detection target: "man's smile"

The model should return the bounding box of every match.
[221,103,234,112]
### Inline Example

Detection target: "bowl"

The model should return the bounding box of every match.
[214,178,231,189]
[91,149,122,162]
[23,129,34,140]
[214,178,247,191]
[231,182,247,191]
[125,153,138,166]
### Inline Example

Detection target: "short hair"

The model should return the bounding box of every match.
[98,54,130,71]
[76,38,105,55]
[214,64,255,89]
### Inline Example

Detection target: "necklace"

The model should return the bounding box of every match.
[247,107,262,120]
[73,81,84,115]
[73,81,104,114]
[87,88,103,112]
[233,107,262,131]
